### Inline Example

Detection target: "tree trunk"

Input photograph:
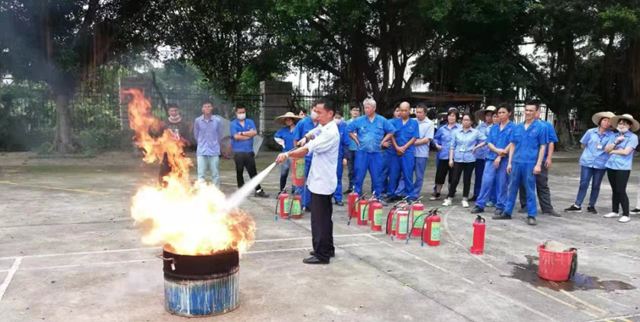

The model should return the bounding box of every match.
[554,106,572,150]
[53,92,75,154]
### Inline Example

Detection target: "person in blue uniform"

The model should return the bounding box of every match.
[603,114,639,223]
[274,112,301,192]
[470,106,495,201]
[381,107,401,196]
[518,107,561,217]
[344,106,361,193]
[443,113,486,208]
[347,98,396,198]
[564,112,615,214]
[230,104,269,198]
[471,103,515,215]
[386,102,420,202]
[333,111,351,206]
[498,101,548,226]
[294,105,320,212]
[431,108,461,200]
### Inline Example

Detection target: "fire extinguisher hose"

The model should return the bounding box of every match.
[347,192,367,226]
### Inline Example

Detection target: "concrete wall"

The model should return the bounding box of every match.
[260,81,292,135]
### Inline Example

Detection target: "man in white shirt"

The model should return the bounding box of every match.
[276,99,340,264]
[413,104,435,197]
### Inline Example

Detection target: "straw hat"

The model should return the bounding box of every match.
[591,111,615,127]
[275,112,301,125]
[610,114,640,132]
[475,105,497,121]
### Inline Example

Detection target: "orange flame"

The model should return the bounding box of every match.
[124,89,256,255]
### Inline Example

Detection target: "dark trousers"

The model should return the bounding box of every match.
[448,162,475,198]
[310,192,334,261]
[435,159,453,185]
[159,153,171,187]
[519,166,554,213]
[608,169,631,216]
[347,150,356,189]
[233,152,262,191]
[473,159,485,198]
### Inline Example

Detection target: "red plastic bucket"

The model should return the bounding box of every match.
[537,244,577,282]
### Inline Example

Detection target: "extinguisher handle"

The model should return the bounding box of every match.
[475,215,485,223]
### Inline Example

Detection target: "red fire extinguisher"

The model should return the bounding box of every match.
[421,209,441,247]
[386,202,407,236]
[347,188,359,218]
[290,193,302,220]
[368,199,384,231]
[276,189,290,221]
[470,215,486,255]
[410,200,425,237]
[394,209,410,240]
[291,157,305,187]
[357,198,369,226]
[347,192,367,226]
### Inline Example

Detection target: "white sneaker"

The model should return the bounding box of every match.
[442,198,452,207]
[462,198,469,208]
[603,212,621,218]
[619,216,631,223]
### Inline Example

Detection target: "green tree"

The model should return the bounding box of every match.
[0,0,154,153]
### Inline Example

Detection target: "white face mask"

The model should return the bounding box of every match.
[237,113,246,120]
[310,111,318,120]
[334,119,343,125]
[618,126,629,133]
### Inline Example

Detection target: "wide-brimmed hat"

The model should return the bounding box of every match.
[611,114,640,132]
[475,105,497,121]
[275,112,301,125]
[591,111,615,127]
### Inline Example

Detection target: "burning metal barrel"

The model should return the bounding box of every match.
[160,246,240,317]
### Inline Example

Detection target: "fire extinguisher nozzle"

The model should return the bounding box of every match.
[421,241,424,247]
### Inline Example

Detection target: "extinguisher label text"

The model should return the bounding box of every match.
[374,209,383,225]
[431,222,441,241]
[284,199,291,213]
[295,159,305,178]
[360,205,367,220]
[292,201,301,214]
[413,211,424,228]
[398,216,408,234]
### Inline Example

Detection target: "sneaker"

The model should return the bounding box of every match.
[470,206,484,214]
[442,198,452,207]
[587,206,597,214]
[518,207,527,214]
[486,201,495,208]
[254,190,269,198]
[461,198,469,208]
[630,208,640,215]
[527,216,537,226]
[603,212,620,218]
[468,196,477,202]
[564,205,582,213]
[543,209,561,217]
[619,216,631,223]
[429,193,441,201]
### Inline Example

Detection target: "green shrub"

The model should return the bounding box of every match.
[79,128,132,152]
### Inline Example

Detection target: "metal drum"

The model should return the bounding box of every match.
[161,246,240,317]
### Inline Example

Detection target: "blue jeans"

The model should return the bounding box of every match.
[279,158,292,191]
[413,157,428,197]
[197,155,220,186]
[574,166,606,207]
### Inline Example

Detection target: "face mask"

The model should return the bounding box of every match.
[618,126,628,133]
[310,111,318,120]
[334,119,343,125]
[237,113,246,120]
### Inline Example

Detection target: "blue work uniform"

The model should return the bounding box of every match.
[293,116,319,207]
[504,120,548,217]
[387,118,420,199]
[434,123,462,160]
[472,122,491,198]
[346,120,359,189]
[230,118,256,152]
[274,126,296,191]
[450,128,486,163]
[333,121,351,203]
[605,131,639,171]
[347,114,396,197]
[476,121,515,210]
[573,128,616,207]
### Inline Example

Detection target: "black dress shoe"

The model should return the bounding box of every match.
[343,189,353,194]
[302,256,329,264]
[492,213,512,220]
[310,250,335,257]
[470,206,484,214]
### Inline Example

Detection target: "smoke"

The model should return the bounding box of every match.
[222,162,278,212]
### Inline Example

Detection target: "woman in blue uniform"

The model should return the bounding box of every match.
[431,108,461,201]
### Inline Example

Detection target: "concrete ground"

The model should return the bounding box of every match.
[0,151,639,322]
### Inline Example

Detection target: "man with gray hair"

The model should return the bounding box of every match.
[347,98,396,198]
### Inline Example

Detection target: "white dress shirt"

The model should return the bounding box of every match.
[306,121,340,195]
[415,117,435,158]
